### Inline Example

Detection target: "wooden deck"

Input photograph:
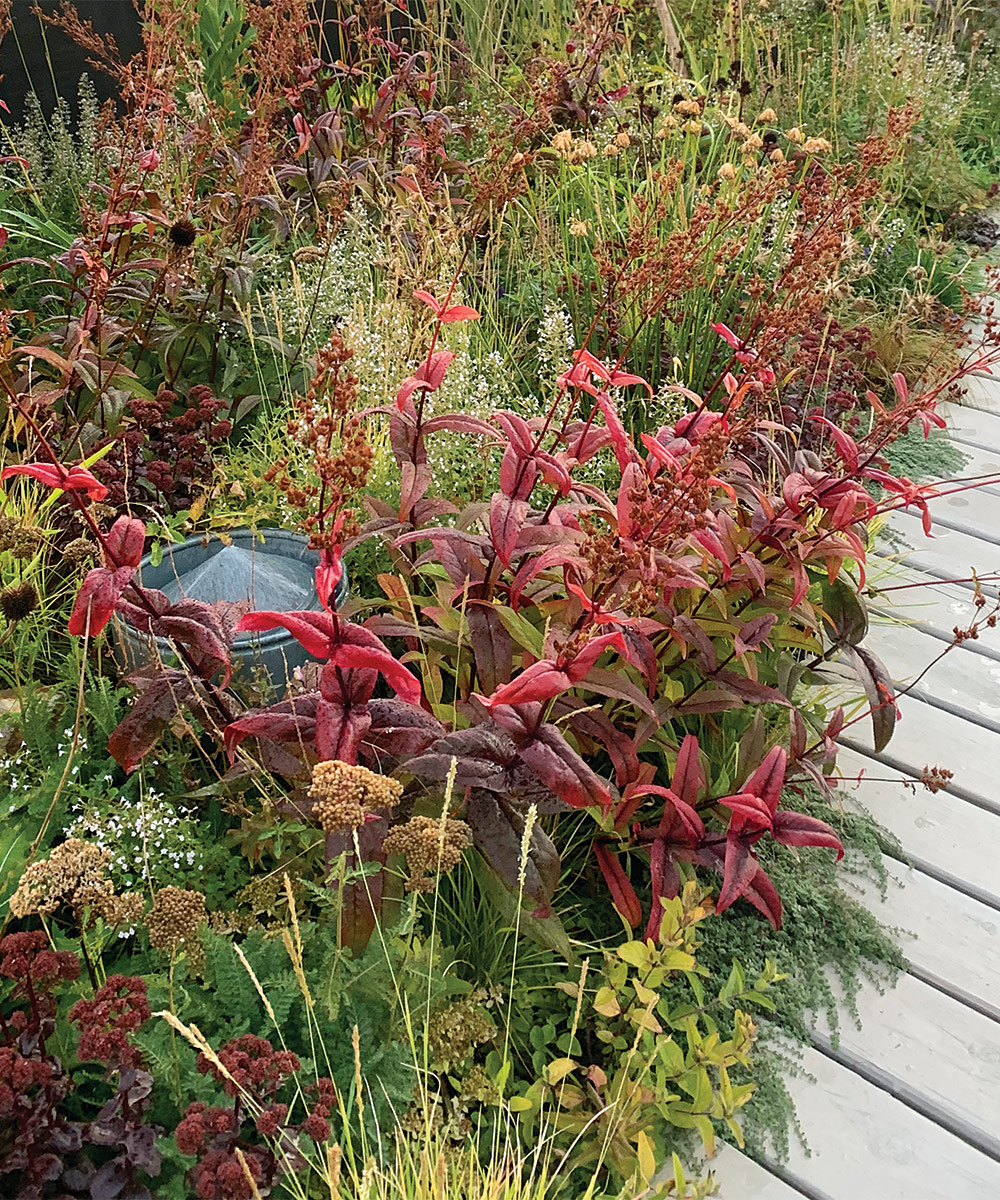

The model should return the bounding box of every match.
[712,370,1000,1197]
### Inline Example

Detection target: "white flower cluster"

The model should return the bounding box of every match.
[64,788,203,892]
[537,303,576,386]
[0,740,35,810]
[849,24,968,135]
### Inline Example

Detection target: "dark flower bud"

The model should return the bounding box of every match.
[169,219,197,248]
[0,581,38,622]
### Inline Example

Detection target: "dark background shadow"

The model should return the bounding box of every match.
[2,2,144,122]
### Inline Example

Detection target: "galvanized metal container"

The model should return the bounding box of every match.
[114,528,346,690]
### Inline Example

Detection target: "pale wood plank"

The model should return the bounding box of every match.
[810,972,1000,1159]
[845,863,1000,1020]
[860,617,1000,733]
[834,744,1000,906]
[840,692,1000,812]
[959,374,1000,414]
[710,1146,809,1199]
[884,510,1000,596]
[768,1045,1000,1198]
[867,558,1000,664]
[945,401,1000,452]
[921,478,1000,546]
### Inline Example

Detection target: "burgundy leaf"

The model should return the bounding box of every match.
[734,613,777,656]
[580,667,658,718]
[716,835,758,915]
[741,863,783,929]
[466,603,513,694]
[516,722,612,810]
[407,724,517,788]
[672,734,705,809]
[362,699,445,761]
[772,809,844,858]
[68,565,135,637]
[845,644,898,753]
[315,697,373,763]
[467,789,560,915]
[714,670,792,707]
[107,669,195,772]
[593,843,642,928]
[224,694,320,760]
[671,614,718,672]
[489,493,528,567]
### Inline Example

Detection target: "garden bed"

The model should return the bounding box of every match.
[1,2,999,1198]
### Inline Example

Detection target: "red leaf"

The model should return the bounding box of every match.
[716,835,758,914]
[1,461,109,501]
[772,810,844,859]
[489,493,528,567]
[594,843,642,928]
[68,566,135,637]
[332,643,422,705]
[225,694,320,760]
[741,863,783,929]
[237,610,336,660]
[413,289,443,316]
[439,303,480,323]
[672,734,705,809]
[718,790,772,831]
[811,415,859,472]
[483,661,573,707]
[104,516,146,568]
[565,631,628,681]
[741,745,787,819]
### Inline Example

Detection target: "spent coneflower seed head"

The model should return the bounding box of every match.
[168,219,197,248]
[0,581,38,622]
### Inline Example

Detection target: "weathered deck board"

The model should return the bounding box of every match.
[834,744,1000,907]
[842,691,1000,811]
[885,510,1000,593]
[846,863,1000,1021]
[711,1147,809,1199]
[709,305,1000,1198]
[946,400,1000,451]
[857,618,1000,733]
[809,972,1000,1160]
[760,1046,1000,1199]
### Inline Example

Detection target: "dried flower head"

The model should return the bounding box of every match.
[756,108,778,124]
[64,537,98,568]
[169,218,197,248]
[382,814,472,892]
[9,838,117,925]
[147,886,207,962]
[0,581,39,622]
[803,137,833,154]
[551,129,573,155]
[718,162,738,183]
[426,991,495,1071]
[785,126,806,144]
[308,759,403,835]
